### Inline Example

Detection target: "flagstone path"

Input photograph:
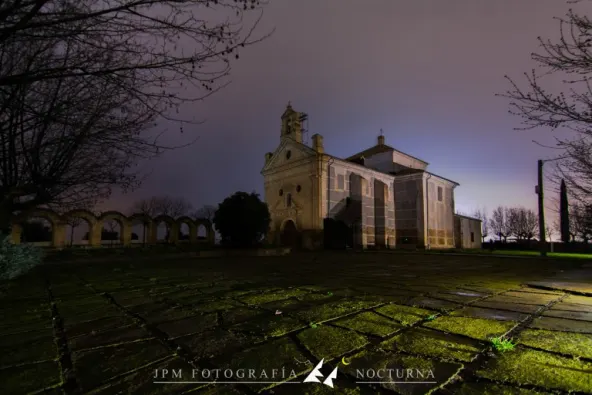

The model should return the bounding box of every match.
[1,251,591,394]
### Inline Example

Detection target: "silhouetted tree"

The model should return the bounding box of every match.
[0,0,269,233]
[560,179,570,242]
[490,206,508,242]
[130,196,193,240]
[21,221,52,242]
[501,5,592,202]
[570,203,592,242]
[213,192,270,248]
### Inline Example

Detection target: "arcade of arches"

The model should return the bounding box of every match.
[9,209,215,248]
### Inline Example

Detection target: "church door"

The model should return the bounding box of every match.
[281,220,299,248]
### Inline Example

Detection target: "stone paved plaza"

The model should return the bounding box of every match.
[1,252,591,394]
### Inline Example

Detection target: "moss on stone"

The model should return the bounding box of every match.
[517,328,592,359]
[382,328,483,362]
[374,304,434,326]
[332,311,404,337]
[240,289,310,305]
[455,382,547,394]
[294,300,379,323]
[424,316,516,341]
[476,348,592,393]
[297,325,368,361]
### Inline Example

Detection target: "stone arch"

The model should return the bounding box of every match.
[195,218,213,243]
[63,209,100,246]
[152,215,177,243]
[280,218,299,248]
[129,213,153,244]
[12,208,63,247]
[98,211,131,246]
[176,216,196,242]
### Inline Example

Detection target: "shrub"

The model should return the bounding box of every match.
[0,234,44,280]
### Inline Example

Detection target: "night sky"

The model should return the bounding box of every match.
[104,0,592,222]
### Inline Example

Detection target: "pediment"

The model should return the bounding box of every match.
[261,139,316,173]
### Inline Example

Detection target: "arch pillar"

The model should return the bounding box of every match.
[121,220,132,246]
[169,222,179,243]
[89,222,102,247]
[188,224,197,242]
[52,222,66,249]
[11,223,22,245]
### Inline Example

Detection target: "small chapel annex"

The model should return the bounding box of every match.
[261,103,481,250]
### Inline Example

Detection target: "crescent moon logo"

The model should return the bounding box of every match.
[341,356,351,366]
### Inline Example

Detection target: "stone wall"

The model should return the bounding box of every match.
[394,175,424,247]
[454,214,482,249]
[426,177,455,248]
[9,209,215,248]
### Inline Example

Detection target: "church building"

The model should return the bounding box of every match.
[261,103,477,250]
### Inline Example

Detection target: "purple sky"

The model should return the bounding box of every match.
[104,0,591,224]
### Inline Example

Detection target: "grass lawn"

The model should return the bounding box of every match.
[1,251,591,394]
[420,247,592,260]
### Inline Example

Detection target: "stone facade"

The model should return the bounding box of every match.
[262,103,469,250]
[454,214,483,249]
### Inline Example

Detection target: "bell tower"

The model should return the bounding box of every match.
[281,102,304,144]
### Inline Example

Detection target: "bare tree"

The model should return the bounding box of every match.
[472,208,489,242]
[0,0,269,233]
[490,206,508,242]
[570,202,592,242]
[500,5,592,203]
[131,196,193,218]
[193,204,217,222]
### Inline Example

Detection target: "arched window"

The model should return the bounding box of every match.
[286,193,292,207]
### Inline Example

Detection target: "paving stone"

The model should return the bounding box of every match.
[231,315,307,340]
[484,295,554,306]
[542,309,592,321]
[423,316,516,341]
[502,291,560,303]
[64,316,134,338]
[72,339,171,392]
[332,311,404,337]
[270,375,376,394]
[297,325,368,361]
[156,314,218,338]
[450,307,528,322]
[476,348,592,393]
[181,298,243,313]
[529,316,592,333]
[471,301,541,314]
[374,304,435,326]
[0,328,56,366]
[221,307,268,326]
[130,303,197,324]
[0,361,61,394]
[527,280,592,295]
[406,297,460,312]
[60,304,124,324]
[429,292,484,304]
[517,328,592,359]
[214,337,312,393]
[90,357,203,394]
[549,302,592,313]
[176,329,257,360]
[382,327,483,362]
[69,325,152,351]
[341,349,463,395]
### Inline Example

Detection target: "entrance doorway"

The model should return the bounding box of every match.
[281,220,299,247]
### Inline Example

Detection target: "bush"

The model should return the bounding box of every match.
[213,191,271,248]
[0,234,44,280]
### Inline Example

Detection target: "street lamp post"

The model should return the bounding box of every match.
[536,160,546,257]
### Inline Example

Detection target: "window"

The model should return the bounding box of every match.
[286,193,292,207]
[286,150,292,159]
[470,232,475,243]
[337,174,344,190]
[296,185,301,193]
[437,186,443,202]
[279,189,283,196]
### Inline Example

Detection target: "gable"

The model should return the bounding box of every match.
[261,139,316,174]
